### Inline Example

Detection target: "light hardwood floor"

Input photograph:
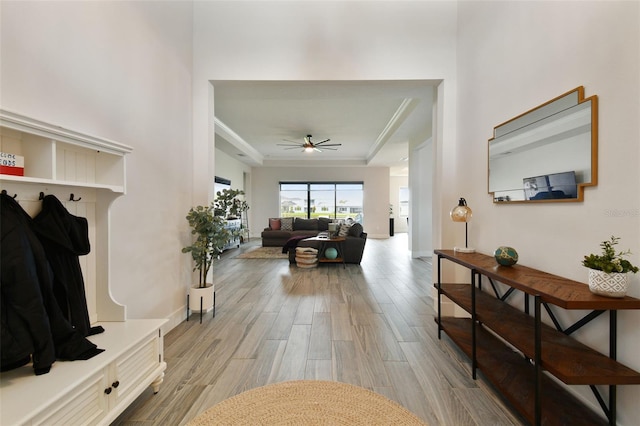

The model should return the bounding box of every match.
[113,234,525,425]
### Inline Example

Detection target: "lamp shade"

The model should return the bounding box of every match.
[450,198,472,223]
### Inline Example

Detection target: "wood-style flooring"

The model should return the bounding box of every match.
[113,234,525,425]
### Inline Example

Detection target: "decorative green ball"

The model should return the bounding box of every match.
[494,246,518,266]
[324,247,338,260]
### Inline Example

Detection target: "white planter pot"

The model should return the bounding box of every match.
[189,284,215,312]
[588,269,629,298]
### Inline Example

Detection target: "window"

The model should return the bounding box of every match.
[214,176,231,195]
[280,182,364,223]
[399,187,409,217]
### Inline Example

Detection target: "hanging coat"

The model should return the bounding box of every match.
[1,194,103,375]
[32,195,102,337]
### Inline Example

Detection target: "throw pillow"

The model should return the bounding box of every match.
[269,218,281,230]
[338,224,351,237]
[281,217,294,231]
[348,222,363,237]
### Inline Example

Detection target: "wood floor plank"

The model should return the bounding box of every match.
[272,324,311,382]
[305,359,333,380]
[293,295,315,325]
[380,302,419,342]
[308,312,332,360]
[384,360,440,425]
[330,301,353,341]
[351,324,392,388]
[232,311,278,359]
[332,340,361,386]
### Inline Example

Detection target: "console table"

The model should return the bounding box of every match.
[434,249,640,426]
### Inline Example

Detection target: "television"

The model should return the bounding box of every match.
[523,171,578,200]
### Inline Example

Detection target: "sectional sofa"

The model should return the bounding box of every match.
[261,217,367,264]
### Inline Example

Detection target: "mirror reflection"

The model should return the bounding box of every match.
[488,87,598,203]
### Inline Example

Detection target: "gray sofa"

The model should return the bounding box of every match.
[261,217,329,247]
[261,217,367,264]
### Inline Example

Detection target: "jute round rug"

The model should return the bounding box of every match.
[187,380,427,425]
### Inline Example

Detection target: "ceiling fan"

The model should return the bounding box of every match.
[277,134,342,153]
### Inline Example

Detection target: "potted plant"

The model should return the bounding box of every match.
[182,203,231,314]
[582,236,639,298]
[214,188,250,242]
[214,188,248,219]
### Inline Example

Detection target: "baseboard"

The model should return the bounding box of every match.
[411,249,433,258]
[163,305,187,334]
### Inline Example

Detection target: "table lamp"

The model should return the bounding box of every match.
[450,197,474,253]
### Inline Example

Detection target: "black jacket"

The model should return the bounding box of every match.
[33,195,93,336]
[1,194,103,375]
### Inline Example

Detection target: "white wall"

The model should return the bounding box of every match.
[410,138,433,258]
[251,166,390,238]
[457,1,640,423]
[0,1,194,327]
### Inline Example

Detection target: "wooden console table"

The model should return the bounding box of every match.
[434,249,640,426]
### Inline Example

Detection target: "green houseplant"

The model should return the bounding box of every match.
[213,189,249,219]
[582,236,638,298]
[182,203,231,288]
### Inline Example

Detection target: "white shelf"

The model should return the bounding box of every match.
[0,174,124,193]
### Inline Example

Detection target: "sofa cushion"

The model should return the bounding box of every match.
[269,218,281,230]
[294,218,318,231]
[348,222,364,237]
[281,217,294,231]
[318,217,331,231]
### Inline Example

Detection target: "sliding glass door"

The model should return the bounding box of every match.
[280,182,363,223]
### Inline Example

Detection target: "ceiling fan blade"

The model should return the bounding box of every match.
[282,146,302,150]
[316,143,341,147]
[313,147,322,152]
[322,147,338,150]
[313,138,331,145]
[282,139,301,144]
[277,143,301,147]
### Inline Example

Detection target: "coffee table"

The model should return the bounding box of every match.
[303,236,346,268]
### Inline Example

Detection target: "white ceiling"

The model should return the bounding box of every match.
[213,80,435,176]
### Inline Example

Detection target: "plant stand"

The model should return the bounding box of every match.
[187,285,216,324]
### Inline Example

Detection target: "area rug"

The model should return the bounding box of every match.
[235,246,289,259]
[186,380,427,425]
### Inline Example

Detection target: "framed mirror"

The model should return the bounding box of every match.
[488,87,598,203]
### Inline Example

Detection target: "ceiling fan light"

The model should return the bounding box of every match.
[304,146,314,153]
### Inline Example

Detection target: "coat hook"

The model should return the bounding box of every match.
[39,192,45,200]
[70,193,81,202]
[1,189,17,199]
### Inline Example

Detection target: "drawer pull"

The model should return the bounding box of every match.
[112,381,120,388]
[104,387,112,395]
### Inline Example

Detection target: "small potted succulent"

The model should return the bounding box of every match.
[582,236,639,298]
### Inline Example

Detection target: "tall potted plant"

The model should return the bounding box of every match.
[182,203,231,313]
[582,236,638,298]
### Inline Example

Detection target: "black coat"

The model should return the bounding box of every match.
[1,194,103,375]
[33,195,93,336]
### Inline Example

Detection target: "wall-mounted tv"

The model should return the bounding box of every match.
[523,171,577,200]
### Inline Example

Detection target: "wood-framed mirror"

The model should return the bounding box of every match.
[488,87,598,203]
